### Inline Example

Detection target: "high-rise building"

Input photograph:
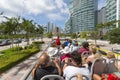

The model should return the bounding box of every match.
[98,7,106,24]
[65,0,98,33]
[106,0,120,28]
[46,22,54,33]
[65,18,72,33]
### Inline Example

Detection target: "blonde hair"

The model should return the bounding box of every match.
[89,45,97,54]
[107,51,115,59]
[94,53,101,59]
[115,60,120,72]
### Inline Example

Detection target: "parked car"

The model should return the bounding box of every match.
[13,39,22,44]
[0,40,11,46]
[22,39,27,42]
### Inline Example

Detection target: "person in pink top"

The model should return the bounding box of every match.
[78,42,89,54]
[86,45,97,63]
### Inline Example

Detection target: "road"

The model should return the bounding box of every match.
[0,38,52,51]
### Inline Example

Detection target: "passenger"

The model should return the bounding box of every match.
[59,44,66,55]
[60,46,71,62]
[70,40,80,53]
[78,42,89,54]
[32,53,61,80]
[76,74,83,80]
[106,51,115,63]
[86,45,97,63]
[55,36,61,49]
[64,39,69,46]
[47,42,58,57]
[93,52,118,80]
[63,51,91,80]
[82,54,89,68]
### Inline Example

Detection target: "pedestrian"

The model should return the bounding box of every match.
[55,36,61,49]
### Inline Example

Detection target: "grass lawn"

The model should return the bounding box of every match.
[0,42,43,74]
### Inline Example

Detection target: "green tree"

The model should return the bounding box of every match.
[117,20,120,28]
[36,25,44,41]
[0,23,5,39]
[80,31,87,38]
[107,28,120,44]
[21,18,35,45]
[3,17,20,48]
[96,23,104,29]
[45,32,52,38]
[71,33,77,39]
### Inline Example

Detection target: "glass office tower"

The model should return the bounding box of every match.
[106,0,120,28]
[67,0,98,33]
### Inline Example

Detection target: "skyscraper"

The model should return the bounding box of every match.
[98,7,106,24]
[106,0,120,28]
[65,0,98,33]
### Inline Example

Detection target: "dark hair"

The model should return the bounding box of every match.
[82,42,89,48]
[68,39,72,43]
[70,51,82,66]
[61,44,66,49]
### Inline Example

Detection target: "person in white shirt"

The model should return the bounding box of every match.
[69,40,80,53]
[63,51,91,80]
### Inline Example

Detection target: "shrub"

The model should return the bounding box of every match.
[80,31,87,38]
[45,32,53,38]
[71,33,77,39]
[32,41,45,44]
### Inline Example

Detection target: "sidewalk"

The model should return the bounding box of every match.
[0,42,49,80]
[77,38,120,52]
[87,39,120,51]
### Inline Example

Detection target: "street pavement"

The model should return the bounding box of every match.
[87,39,120,51]
[0,38,51,80]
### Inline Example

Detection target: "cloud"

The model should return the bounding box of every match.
[54,0,69,14]
[98,0,106,10]
[47,13,64,21]
[24,0,56,15]
[0,0,69,22]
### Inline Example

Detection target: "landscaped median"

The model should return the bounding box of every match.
[0,41,44,74]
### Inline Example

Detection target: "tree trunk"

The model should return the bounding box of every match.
[26,33,29,45]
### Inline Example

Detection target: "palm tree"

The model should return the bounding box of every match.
[3,17,20,48]
[37,25,44,41]
[21,18,35,45]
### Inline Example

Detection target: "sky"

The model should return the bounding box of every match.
[0,0,106,29]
